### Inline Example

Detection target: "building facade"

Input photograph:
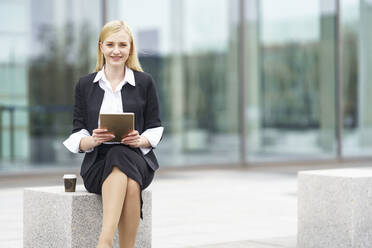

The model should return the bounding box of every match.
[0,0,370,172]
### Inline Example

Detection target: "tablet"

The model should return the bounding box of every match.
[99,113,134,142]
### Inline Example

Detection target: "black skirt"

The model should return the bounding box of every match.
[81,144,155,219]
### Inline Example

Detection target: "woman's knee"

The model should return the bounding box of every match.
[126,178,140,198]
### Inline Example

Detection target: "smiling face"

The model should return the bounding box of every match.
[100,29,131,68]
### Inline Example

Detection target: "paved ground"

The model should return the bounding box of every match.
[1,161,371,248]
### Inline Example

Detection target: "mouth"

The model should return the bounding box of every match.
[111,56,122,61]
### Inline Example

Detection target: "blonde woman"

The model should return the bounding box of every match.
[63,20,163,248]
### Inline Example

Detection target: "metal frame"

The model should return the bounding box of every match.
[101,0,107,25]
[335,0,343,160]
[239,0,247,166]
[0,107,2,161]
[9,107,14,162]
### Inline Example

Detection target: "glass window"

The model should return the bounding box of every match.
[342,0,372,157]
[247,0,338,161]
[0,0,101,171]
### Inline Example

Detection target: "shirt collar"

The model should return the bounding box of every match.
[93,66,135,86]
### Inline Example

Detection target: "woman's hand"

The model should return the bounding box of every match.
[92,128,115,145]
[121,130,150,148]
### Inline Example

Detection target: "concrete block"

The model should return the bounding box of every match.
[298,168,372,248]
[23,185,151,248]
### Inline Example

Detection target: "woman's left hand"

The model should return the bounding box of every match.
[121,130,150,148]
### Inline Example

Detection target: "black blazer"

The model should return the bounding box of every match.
[71,70,162,177]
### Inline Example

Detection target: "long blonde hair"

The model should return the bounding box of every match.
[95,20,143,72]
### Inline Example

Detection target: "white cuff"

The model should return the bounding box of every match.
[63,129,94,153]
[141,126,164,148]
[139,126,164,155]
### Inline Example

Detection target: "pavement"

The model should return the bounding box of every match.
[1,161,371,248]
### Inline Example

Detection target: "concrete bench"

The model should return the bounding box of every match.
[23,185,152,248]
[298,168,372,248]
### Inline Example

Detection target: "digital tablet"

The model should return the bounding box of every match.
[99,113,134,142]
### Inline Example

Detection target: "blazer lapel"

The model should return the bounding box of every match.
[121,83,135,112]
[87,82,104,131]
[121,83,142,132]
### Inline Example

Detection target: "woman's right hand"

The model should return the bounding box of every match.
[92,128,115,145]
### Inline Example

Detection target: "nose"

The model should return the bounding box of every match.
[113,45,120,54]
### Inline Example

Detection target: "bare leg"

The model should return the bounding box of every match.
[117,178,141,248]
[97,166,128,248]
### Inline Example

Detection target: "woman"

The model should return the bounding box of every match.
[63,20,163,248]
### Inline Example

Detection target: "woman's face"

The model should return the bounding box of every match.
[100,29,131,68]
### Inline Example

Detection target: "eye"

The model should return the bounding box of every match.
[120,44,127,47]
[106,43,113,47]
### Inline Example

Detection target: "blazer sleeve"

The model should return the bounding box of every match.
[144,76,162,130]
[72,79,87,134]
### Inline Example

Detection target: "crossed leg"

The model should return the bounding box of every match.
[117,178,141,248]
[97,166,127,248]
[96,165,141,248]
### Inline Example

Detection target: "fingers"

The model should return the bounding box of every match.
[94,133,115,140]
[92,128,115,144]
[97,136,115,143]
[121,131,141,147]
[92,129,141,145]
[121,135,138,142]
[94,128,110,134]
[124,130,138,137]
[93,136,114,145]
[93,129,114,137]
[121,130,138,141]
[121,135,139,143]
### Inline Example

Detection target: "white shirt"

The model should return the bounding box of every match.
[63,66,164,155]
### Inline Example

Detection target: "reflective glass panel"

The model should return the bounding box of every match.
[342,0,372,156]
[0,0,101,171]
[247,0,338,161]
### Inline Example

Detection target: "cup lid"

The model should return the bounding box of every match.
[63,174,77,179]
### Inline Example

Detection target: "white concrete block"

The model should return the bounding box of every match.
[23,185,151,248]
[298,168,372,248]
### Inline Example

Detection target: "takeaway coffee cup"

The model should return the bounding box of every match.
[63,174,77,192]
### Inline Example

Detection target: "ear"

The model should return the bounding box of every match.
[99,41,103,53]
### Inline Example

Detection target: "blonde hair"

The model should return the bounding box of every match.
[95,20,143,72]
